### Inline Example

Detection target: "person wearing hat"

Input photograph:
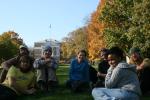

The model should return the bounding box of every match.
[33,45,58,92]
[128,47,150,95]
[0,45,34,83]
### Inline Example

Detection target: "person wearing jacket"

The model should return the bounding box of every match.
[92,47,141,100]
[66,49,90,92]
[33,45,58,92]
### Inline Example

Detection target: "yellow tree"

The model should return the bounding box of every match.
[87,0,106,60]
[0,31,22,46]
[61,27,88,60]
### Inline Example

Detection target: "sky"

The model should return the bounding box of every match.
[0,0,99,47]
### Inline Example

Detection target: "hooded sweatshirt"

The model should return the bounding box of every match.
[105,61,141,96]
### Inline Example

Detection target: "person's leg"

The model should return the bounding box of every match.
[48,80,59,92]
[0,69,8,83]
[47,68,58,91]
[71,81,78,92]
[70,81,90,93]
[77,81,90,92]
[37,80,47,92]
[92,88,140,100]
[47,68,58,82]
[66,80,72,88]
[0,84,17,100]
[92,88,116,100]
[36,69,47,91]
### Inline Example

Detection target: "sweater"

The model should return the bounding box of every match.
[105,61,141,96]
[69,58,89,82]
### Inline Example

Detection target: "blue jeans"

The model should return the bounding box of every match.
[92,88,140,100]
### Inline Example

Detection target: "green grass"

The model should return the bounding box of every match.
[16,64,93,100]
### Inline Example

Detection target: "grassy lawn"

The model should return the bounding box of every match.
[16,64,93,100]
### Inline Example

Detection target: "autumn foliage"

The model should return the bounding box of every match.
[87,0,106,60]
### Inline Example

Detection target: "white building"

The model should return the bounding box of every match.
[33,39,61,61]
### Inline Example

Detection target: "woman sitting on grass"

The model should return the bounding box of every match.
[92,47,141,100]
[66,49,90,93]
[0,55,36,100]
[0,45,34,83]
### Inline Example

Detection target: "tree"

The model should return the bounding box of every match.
[100,0,150,57]
[0,31,22,63]
[61,27,88,60]
[100,0,133,51]
[87,0,106,60]
[127,0,150,57]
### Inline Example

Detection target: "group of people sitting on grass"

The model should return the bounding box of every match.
[0,44,150,100]
[0,45,58,100]
[92,47,150,100]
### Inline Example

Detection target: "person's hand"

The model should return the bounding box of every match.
[97,72,101,77]
[136,64,143,71]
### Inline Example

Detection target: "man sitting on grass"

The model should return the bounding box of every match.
[34,45,59,92]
